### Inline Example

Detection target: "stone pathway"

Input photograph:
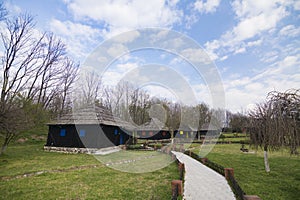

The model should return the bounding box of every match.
[93,146,121,155]
[172,151,236,200]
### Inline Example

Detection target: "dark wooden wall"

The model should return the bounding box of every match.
[46,124,130,148]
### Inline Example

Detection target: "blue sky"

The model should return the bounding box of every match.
[3,0,300,112]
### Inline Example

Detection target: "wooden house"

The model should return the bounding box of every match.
[196,123,221,140]
[45,106,135,149]
[174,124,198,140]
[136,118,171,140]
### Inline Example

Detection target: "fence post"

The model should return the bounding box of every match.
[178,162,184,171]
[178,162,185,180]
[180,144,184,152]
[166,147,170,154]
[244,195,261,200]
[201,157,208,164]
[224,168,234,180]
[172,144,175,151]
[172,154,176,160]
[243,195,261,200]
[171,180,183,196]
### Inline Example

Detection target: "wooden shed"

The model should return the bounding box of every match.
[196,123,221,140]
[136,118,171,140]
[45,106,135,149]
[174,124,198,140]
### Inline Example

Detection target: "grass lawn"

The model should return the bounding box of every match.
[191,143,300,200]
[97,150,173,173]
[0,141,179,199]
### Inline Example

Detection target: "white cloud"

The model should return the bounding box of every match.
[204,39,220,60]
[232,0,281,19]
[232,10,285,41]
[234,47,246,54]
[50,19,101,60]
[295,1,300,10]
[205,0,289,60]
[4,2,22,15]
[260,51,279,63]
[144,85,178,101]
[277,55,298,68]
[116,62,139,72]
[247,39,262,47]
[107,43,129,58]
[180,48,211,64]
[224,55,300,112]
[194,0,221,14]
[101,61,141,86]
[220,55,228,61]
[111,30,140,43]
[279,25,300,37]
[193,83,212,105]
[64,0,183,38]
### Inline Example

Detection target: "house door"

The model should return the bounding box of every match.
[120,133,124,145]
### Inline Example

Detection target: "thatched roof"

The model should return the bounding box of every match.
[136,118,168,131]
[178,124,198,132]
[48,106,136,131]
[200,123,219,131]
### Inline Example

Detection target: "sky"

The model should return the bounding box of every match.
[3,0,300,112]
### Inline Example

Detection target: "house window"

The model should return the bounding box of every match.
[149,131,153,136]
[79,129,85,137]
[60,129,66,137]
[114,129,118,135]
[180,131,183,135]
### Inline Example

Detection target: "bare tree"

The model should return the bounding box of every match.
[249,89,300,172]
[0,13,78,154]
[1,14,40,106]
[0,3,7,21]
[197,103,211,129]
[229,112,249,133]
[34,33,66,108]
[48,58,78,116]
[129,88,151,125]
[267,89,300,154]
[0,14,40,154]
[249,102,273,172]
[74,70,102,107]
[58,59,78,115]
[210,108,225,129]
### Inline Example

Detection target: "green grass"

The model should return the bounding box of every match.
[96,150,173,173]
[221,133,248,137]
[191,144,300,200]
[218,137,249,142]
[0,144,98,177]
[0,141,180,199]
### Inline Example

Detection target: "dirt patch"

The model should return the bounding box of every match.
[16,138,28,143]
[0,164,102,181]
[31,135,46,140]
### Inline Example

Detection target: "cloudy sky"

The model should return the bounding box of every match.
[4,0,300,112]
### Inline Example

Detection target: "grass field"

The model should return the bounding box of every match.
[0,141,179,199]
[97,150,173,173]
[1,132,299,200]
[191,143,300,200]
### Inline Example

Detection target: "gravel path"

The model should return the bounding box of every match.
[172,151,236,200]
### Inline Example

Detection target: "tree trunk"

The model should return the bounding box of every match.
[0,142,8,155]
[263,146,270,172]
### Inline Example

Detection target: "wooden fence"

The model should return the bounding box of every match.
[184,150,260,200]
